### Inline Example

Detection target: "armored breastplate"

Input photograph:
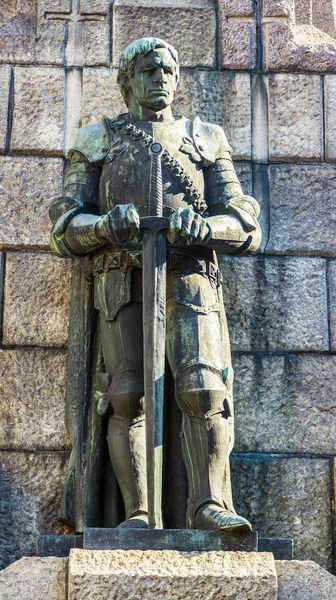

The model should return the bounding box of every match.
[99,117,205,217]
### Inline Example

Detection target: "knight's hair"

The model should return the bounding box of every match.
[117,37,179,106]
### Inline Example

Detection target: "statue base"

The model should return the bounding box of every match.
[36,529,293,559]
[83,527,257,552]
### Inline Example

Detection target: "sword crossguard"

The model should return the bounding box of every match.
[140,216,170,234]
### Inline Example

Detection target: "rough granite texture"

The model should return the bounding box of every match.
[267,163,336,255]
[2,252,73,347]
[218,0,257,70]
[325,75,336,161]
[83,21,110,67]
[268,74,322,161]
[231,456,332,570]
[0,65,10,152]
[0,0,67,66]
[175,71,251,160]
[276,560,336,599]
[0,348,69,451]
[11,66,64,155]
[329,260,336,351]
[0,557,67,600]
[232,354,336,454]
[82,68,126,127]
[0,157,63,249]
[219,256,328,352]
[0,451,70,570]
[112,0,216,68]
[68,549,278,600]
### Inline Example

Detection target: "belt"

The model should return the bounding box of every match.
[90,248,223,287]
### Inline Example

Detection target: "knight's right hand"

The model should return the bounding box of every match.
[95,204,140,244]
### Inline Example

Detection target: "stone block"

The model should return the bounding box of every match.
[175,71,251,159]
[219,256,328,352]
[328,260,336,351]
[82,68,126,127]
[68,549,278,600]
[83,21,110,67]
[0,1,68,66]
[0,557,67,600]
[218,0,257,70]
[112,0,216,68]
[0,157,63,249]
[325,76,336,162]
[262,0,336,72]
[267,164,336,255]
[0,451,70,570]
[0,65,10,152]
[268,74,322,161]
[11,67,64,155]
[234,162,252,196]
[0,348,69,451]
[232,354,336,454]
[3,252,72,347]
[276,560,336,599]
[231,456,332,570]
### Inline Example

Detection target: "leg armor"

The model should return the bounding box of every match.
[175,362,232,527]
[106,368,148,520]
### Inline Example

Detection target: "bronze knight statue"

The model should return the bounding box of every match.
[49,38,261,534]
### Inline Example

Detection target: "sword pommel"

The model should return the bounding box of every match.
[149,141,164,217]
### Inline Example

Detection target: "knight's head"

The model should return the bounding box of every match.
[117,37,179,113]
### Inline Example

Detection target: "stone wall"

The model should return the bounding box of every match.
[0,0,336,573]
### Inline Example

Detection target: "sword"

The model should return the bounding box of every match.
[141,141,169,529]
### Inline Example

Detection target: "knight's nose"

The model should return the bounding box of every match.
[154,68,166,83]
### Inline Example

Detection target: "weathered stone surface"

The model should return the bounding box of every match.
[276,560,336,599]
[3,252,72,347]
[0,65,10,152]
[175,71,251,159]
[233,354,336,454]
[268,74,322,161]
[328,260,336,351]
[218,0,257,70]
[0,157,63,249]
[0,1,67,66]
[83,21,110,67]
[11,67,64,155]
[262,0,336,72]
[69,549,278,600]
[232,457,332,570]
[82,69,251,159]
[0,451,70,570]
[234,163,252,196]
[112,0,216,68]
[325,75,336,161]
[82,68,126,127]
[0,348,69,451]
[0,557,67,600]
[219,256,328,352]
[267,163,336,255]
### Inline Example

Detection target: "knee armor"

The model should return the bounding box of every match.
[175,362,230,421]
[107,369,145,425]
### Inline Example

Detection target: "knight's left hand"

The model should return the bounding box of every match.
[167,207,210,245]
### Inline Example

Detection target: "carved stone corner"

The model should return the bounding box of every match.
[264,0,336,72]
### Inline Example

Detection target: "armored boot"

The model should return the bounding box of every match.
[106,369,148,529]
[176,364,251,533]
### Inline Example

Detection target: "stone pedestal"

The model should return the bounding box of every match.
[68,549,278,600]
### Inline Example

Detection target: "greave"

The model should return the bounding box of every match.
[107,414,148,520]
[182,412,235,528]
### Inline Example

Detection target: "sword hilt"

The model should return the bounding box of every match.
[149,141,164,217]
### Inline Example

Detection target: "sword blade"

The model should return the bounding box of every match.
[142,225,167,529]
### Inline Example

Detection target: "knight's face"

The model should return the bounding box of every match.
[128,48,178,112]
